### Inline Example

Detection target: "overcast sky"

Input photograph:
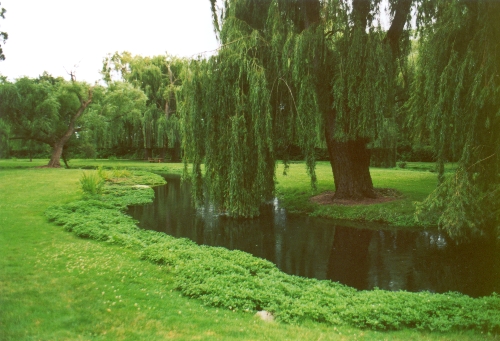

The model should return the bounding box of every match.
[0,0,219,83]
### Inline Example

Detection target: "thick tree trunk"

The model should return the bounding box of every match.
[326,139,376,199]
[325,112,376,200]
[319,0,411,200]
[46,87,93,168]
[48,142,64,168]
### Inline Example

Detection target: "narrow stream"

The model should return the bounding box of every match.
[128,174,499,297]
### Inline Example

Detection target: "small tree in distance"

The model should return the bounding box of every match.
[0,74,94,167]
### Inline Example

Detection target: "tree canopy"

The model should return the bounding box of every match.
[102,52,186,160]
[410,0,500,240]
[80,81,147,158]
[0,75,95,167]
[181,0,412,217]
[182,0,498,241]
[0,75,155,165]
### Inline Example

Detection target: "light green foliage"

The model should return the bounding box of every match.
[79,171,104,195]
[2,165,498,339]
[330,19,396,142]
[82,81,147,153]
[409,0,500,239]
[102,52,186,156]
[181,0,413,216]
[0,75,85,142]
[0,74,94,165]
[416,166,500,241]
[44,167,500,333]
[181,44,275,217]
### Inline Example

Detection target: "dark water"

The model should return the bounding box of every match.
[128,174,499,297]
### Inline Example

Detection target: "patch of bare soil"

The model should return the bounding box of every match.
[311,188,403,206]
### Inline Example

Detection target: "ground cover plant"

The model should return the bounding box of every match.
[44,165,500,332]
[2,160,498,340]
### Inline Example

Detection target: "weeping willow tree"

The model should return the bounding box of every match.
[180,0,413,217]
[180,36,275,217]
[102,52,185,160]
[81,81,147,157]
[410,0,500,240]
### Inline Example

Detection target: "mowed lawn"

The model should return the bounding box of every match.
[276,161,439,226]
[0,162,489,340]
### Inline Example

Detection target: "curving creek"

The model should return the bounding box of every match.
[128,174,500,298]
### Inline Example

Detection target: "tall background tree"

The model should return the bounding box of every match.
[0,74,94,167]
[80,81,147,159]
[102,52,185,161]
[181,0,413,217]
[410,0,500,240]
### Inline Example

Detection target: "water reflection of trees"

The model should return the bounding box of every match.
[128,177,499,297]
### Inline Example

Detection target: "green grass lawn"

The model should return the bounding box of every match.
[0,158,186,173]
[1,158,441,226]
[275,161,439,226]
[0,160,494,340]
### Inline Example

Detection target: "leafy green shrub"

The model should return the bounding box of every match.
[79,171,104,195]
[111,167,131,178]
[397,161,407,169]
[96,166,132,181]
[46,170,500,334]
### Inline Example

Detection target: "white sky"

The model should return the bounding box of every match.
[0,0,219,83]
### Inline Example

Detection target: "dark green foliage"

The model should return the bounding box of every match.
[46,170,500,333]
[0,75,95,166]
[180,43,275,217]
[409,0,500,239]
[181,0,413,215]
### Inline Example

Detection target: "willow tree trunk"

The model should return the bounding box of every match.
[324,112,375,199]
[48,141,65,168]
[320,0,410,200]
[47,88,93,168]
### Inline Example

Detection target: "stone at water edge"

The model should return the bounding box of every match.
[255,310,274,322]
[133,185,151,188]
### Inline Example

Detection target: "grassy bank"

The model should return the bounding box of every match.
[275,161,440,226]
[0,168,362,340]
[1,163,498,340]
[0,158,442,226]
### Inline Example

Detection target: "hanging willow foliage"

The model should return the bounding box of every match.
[411,0,500,240]
[180,36,274,217]
[181,0,412,217]
[102,53,185,157]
